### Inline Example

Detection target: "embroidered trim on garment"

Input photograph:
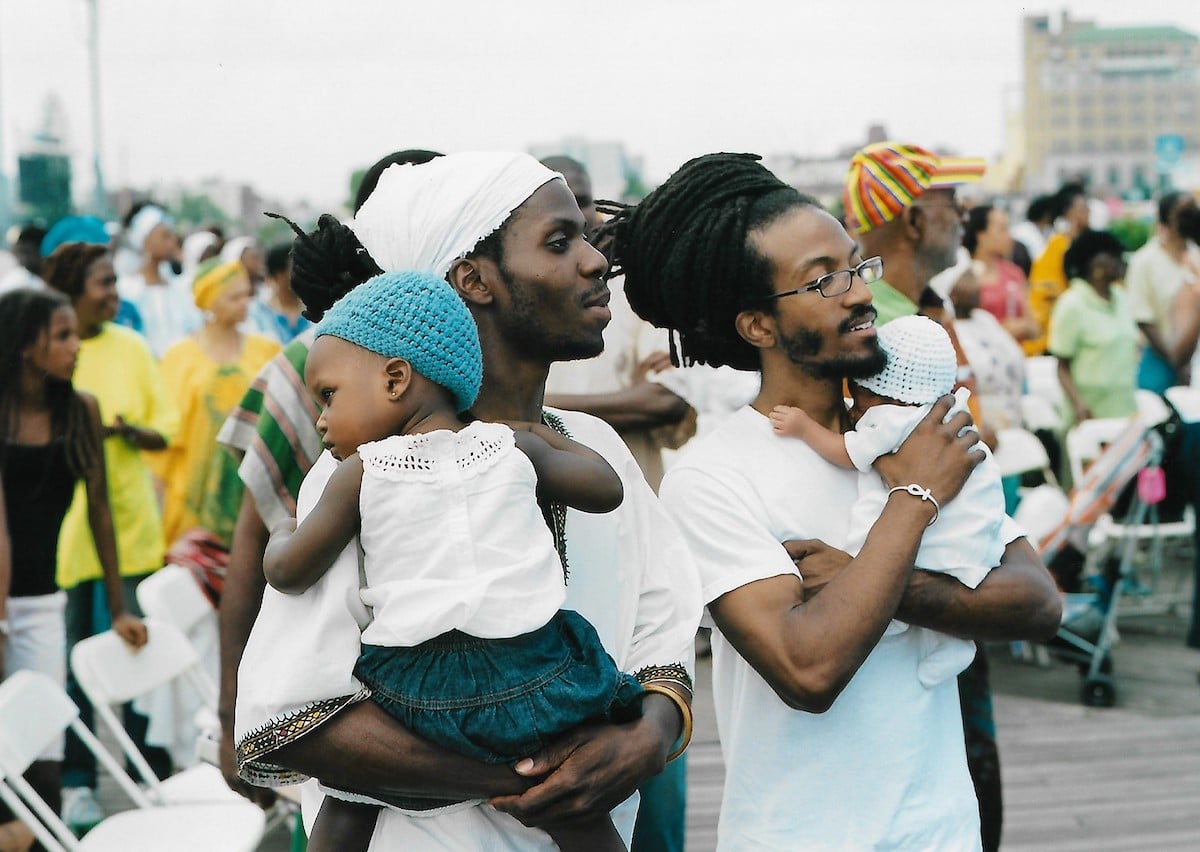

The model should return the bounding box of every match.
[235,687,372,787]
[358,424,513,484]
[634,662,694,699]
[541,410,571,583]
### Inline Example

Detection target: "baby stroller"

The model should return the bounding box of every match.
[1023,405,1186,708]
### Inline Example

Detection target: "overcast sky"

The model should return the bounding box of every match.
[3,0,1198,211]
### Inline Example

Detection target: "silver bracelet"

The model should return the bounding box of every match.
[887,483,940,526]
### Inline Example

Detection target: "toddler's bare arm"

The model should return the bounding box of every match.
[769,405,854,468]
[264,455,363,594]
[510,423,623,513]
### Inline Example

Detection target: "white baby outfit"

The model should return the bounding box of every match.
[845,316,1007,687]
[357,420,565,648]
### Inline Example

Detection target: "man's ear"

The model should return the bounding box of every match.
[904,206,925,241]
[735,308,777,352]
[448,258,494,306]
[383,357,413,401]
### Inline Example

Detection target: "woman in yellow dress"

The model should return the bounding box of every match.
[157,260,280,549]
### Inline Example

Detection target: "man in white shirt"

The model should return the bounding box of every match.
[603,152,1062,850]
[233,153,701,850]
[1126,191,1200,393]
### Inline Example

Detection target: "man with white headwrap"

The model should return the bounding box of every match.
[117,203,198,357]
[234,152,701,850]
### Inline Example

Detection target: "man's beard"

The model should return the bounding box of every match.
[501,264,605,363]
[778,308,887,380]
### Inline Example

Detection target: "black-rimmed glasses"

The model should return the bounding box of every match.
[763,256,884,301]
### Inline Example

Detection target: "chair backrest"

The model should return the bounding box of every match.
[136,564,216,635]
[71,619,218,796]
[1025,355,1064,407]
[0,670,78,778]
[993,427,1055,482]
[1065,417,1136,486]
[0,671,154,852]
[71,618,204,705]
[1165,385,1200,424]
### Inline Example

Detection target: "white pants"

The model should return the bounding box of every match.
[3,592,68,760]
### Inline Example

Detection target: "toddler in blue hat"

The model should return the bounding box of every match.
[262,269,640,851]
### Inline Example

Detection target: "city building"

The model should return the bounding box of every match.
[1022,12,1200,195]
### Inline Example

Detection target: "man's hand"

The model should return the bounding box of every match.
[635,351,674,383]
[111,612,148,649]
[219,726,277,808]
[784,539,850,601]
[874,396,982,506]
[489,696,677,830]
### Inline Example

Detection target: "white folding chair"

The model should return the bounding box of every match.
[994,427,1060,488]
[1018,354,1067,432]
[0,670,265,852]
[69,619,243,809]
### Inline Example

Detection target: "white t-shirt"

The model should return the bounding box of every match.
[357,422,564,647]
[660,405,984,851]
[236,409,702,850]
[117,271,200,358]
[1125,238,1200,343]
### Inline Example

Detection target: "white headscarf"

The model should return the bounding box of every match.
[350,152,563,277]
[220,236,257,264]
[126,205,174,252]
[181,231,219,278]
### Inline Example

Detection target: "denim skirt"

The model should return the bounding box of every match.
[355,608,644,776]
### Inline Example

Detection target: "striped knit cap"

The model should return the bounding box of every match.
[856,315,956,405]
[843,142,985,234]
[315,270,482,412]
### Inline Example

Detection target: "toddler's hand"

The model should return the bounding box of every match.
[769,405,806,437]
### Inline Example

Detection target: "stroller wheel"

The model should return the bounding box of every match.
[1081,678,1116,707]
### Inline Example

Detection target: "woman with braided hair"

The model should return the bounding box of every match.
[602,152,1059,850]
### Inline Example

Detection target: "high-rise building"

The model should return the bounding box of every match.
[1022,12,1200,195]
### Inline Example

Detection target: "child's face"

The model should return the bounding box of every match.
[305,335,406,461]
[847,382,903,425]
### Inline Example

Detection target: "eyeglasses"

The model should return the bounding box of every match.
[763,256,884,301]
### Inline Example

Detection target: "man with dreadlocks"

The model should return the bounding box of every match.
[601,152,1060,850]
[232,152,700,851]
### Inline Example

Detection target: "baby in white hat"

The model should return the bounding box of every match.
[771,315,1007,687]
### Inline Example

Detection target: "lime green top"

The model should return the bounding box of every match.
[869,278,919,327]
[1047,279,1139,426]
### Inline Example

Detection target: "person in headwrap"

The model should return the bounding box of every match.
[116,203,198,358]
[232,152,700,851]
[153,259,280,550]
[41,215,145,333]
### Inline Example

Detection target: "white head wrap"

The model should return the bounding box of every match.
[220,236,257,264]
[350,152,563,276]
[181,231,219,277]
[126,205,174,252]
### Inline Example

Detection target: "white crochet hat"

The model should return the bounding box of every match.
[856,315,956,404]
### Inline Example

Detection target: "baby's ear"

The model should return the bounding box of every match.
[383,357,412,400]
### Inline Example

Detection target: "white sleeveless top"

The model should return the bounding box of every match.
[356,421,566,647]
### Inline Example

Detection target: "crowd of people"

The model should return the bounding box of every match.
[0,136,1196,852]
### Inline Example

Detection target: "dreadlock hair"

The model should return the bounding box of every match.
[42,242,110,300]
[264,212,384,322]
[353,149,442,214]
[597,152,820,371]
[0,288,102,479]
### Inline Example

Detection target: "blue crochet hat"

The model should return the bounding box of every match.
[315,270,482,412]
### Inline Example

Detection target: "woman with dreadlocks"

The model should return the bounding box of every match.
[600,152,1059,851]
[0,288,147,841]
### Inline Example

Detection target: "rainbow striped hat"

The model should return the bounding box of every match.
[843,142,986,234]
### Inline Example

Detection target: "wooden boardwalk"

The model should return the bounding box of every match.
[684,693,1200,852]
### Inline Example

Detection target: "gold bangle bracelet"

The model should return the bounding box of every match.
[642,682,693,762]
